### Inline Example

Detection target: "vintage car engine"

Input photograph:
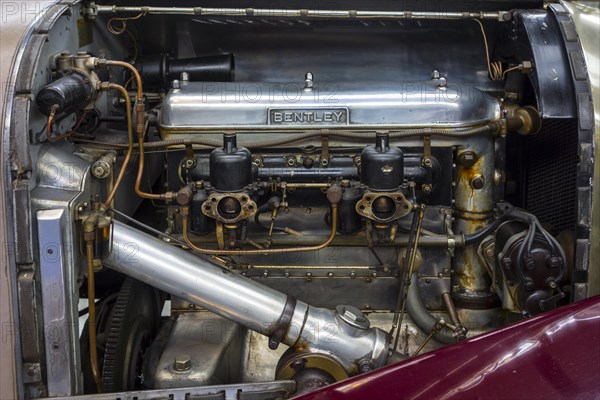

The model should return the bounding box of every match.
[3,1,595,398]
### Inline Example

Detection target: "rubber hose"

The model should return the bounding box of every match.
[406,273,456,344]
[463,216,507,245]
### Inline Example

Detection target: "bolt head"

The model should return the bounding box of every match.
[291,358,306,370]
[547,256,562,269]
[359,361,374,373]
[470,175,485,190]
[173,354,192,371]
[437,76,448,88]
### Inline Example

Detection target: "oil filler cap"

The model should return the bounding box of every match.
[336,305,370,330]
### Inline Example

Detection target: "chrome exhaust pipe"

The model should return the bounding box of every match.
[104,221,389,375]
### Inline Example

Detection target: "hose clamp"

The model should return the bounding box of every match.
[269,295,297,350]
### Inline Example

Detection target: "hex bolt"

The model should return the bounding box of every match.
[304,72,314,91]
[437,76,447,89]
[286,157,296,167]
[421,184,432,194]
[172,79,181,90]
[350,272,356,279]
[547,256,562,269]
[180,71,190,81]
[359,361,374,373]
[291,358,306,370]
[470,175,485,190]
[327,272,334,278]
[431,69,440,80]
[173,354,192,371]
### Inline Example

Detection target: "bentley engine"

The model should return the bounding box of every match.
[4,1,595,398]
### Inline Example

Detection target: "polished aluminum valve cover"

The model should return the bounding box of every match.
[159,80,501,134]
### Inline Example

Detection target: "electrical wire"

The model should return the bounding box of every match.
[48,110,90,142]
[473,18,523,81]
[46,104,59,136]
[504,207,568,285]
[106,12,145,63]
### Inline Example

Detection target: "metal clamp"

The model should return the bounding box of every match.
[269,295,297,350]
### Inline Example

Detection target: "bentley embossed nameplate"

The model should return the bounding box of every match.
[268,108,349,125]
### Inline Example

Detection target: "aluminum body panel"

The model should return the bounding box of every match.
[0,1,62,397]
[36,209,78,396]
[563,1,600,298]
[296,295,600,400]
[159,81,501,133]
[30,142,98,396]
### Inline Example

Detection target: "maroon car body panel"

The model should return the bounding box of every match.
[295,296,600,400]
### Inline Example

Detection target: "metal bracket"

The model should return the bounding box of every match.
[320,129,330,167]
[422,135,432,168]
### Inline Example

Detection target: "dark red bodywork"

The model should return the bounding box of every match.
[295,296,600,400]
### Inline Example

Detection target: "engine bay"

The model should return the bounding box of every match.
[4,1,595,398]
